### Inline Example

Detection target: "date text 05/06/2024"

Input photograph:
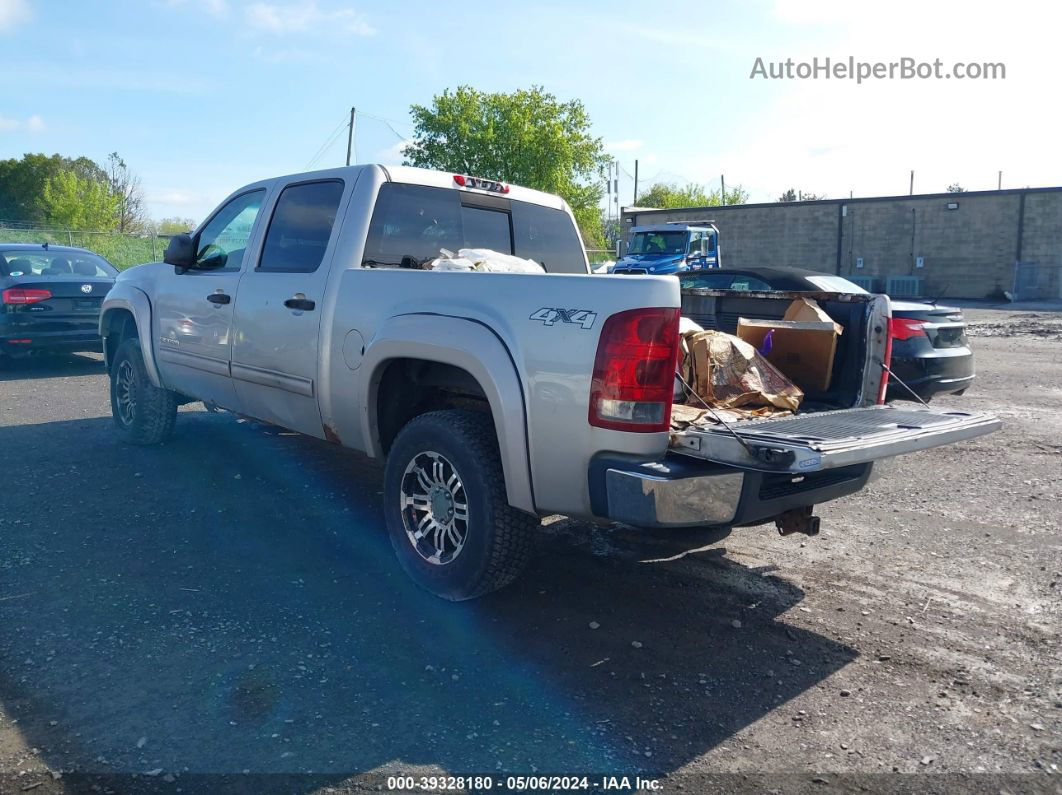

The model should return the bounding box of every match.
[385,775,663,791]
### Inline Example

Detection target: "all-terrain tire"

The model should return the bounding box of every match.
[110,337,179,445]
[383,409,538,600]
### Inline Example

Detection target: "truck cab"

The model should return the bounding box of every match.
[611,223,719,275]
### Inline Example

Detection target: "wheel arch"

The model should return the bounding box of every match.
[359,314,535,514]
[99,286,160,386]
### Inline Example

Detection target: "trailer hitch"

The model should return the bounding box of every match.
[776,505,821,537]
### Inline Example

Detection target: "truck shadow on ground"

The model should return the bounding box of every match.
[0,353,104,382]
[0,409,856,790]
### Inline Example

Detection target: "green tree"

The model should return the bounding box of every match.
[0,153,107,224]
[637,182,749,208]
[154,216,198,235]
[403,85,610,247]
[40,170,119,231]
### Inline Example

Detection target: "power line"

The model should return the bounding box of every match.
[304,117,349,170]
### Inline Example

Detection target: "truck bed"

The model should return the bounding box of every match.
[672,288,1000,472]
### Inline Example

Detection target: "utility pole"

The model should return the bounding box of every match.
[633,160,639,204]
[720,175,726,205]
[909,169,914,195]
[345,106,356,166]
[997,170,1002,190]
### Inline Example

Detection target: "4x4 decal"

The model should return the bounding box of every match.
[529,307,598,330]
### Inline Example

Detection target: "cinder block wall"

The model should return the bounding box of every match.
[622,187,1062,299]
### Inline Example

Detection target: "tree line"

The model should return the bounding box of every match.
[0,153,194,236]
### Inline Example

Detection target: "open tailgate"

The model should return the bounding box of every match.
[670,405,1000,473]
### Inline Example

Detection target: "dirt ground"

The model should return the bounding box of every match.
[0,306,1058,794]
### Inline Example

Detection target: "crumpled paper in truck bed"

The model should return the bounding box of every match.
[679,328,804,414]
[430,248,545,273]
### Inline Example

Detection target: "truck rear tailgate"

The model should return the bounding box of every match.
[670,405,1000,473]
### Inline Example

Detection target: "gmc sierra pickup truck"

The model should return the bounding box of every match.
[100,165,1000,600]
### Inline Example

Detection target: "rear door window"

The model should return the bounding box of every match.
[363,183,587,273]
[257,180,345,273]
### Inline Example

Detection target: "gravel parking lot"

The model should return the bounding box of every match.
[0,306,1058,793]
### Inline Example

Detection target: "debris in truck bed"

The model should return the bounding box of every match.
[670,402,787,429]
[429,247,545,273]
[679,329,803,412]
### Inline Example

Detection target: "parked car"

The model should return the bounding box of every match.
[99,165,997,600]
[1,244,117,363]
[678,266,975,402]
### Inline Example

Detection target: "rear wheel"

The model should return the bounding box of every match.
[110,337,179,445]
[383,409,537,600]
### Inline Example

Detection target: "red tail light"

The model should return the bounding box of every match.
[889,317,927,341]
[589,307,680,432]
[3,288,52,305]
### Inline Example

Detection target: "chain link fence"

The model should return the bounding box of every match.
[1012,261,1062,302]
[0,224,170,270]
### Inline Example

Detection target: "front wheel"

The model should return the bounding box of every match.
[110,337,179,445]
[383,409,537,600]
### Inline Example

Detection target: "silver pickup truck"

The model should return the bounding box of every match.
[100,165,999,600]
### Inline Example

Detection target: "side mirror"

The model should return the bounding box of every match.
[163,233,195,270]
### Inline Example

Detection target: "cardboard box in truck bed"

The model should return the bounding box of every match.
[737,298,843,392]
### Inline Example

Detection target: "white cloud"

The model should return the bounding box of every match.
[0,113,44,132]
[0,0,30,32]
[377,138,412,164]
[605,139,643,153]
[669,0,1062,201]
[246,1,375,36]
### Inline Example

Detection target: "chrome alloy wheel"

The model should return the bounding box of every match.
[115,360,136,426]
[399,450,469,565]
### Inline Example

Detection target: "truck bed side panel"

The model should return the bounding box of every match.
[326,269,681,517]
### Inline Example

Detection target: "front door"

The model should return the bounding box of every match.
[230,178,347,438]
[154,189,267,409]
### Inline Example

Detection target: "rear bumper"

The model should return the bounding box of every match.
[588,453,872,529]
[888,349,975,400]
[1,329,103,355]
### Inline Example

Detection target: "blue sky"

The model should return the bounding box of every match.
[1,0,1056,223]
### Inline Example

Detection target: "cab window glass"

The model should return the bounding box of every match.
[258,181,345,273]
[460,206,511,253]
[195,190,265,270]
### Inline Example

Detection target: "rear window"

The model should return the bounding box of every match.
[0,250,117,278]
[362,183,586,274]
[679,272,772,291]
[806,275,868,293]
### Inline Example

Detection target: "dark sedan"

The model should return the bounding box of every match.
[677,266,975,402]
[1,244,117,363]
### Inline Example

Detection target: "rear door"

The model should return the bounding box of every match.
[154,189,267,409]
[670,404,1000,473]
[230,178,348,438]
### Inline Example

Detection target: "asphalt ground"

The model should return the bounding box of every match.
[0,306,1058,794]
